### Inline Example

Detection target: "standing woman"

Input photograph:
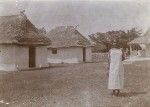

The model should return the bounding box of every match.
[107,42,125,96]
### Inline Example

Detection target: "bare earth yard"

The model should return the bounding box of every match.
[0,62,150,107]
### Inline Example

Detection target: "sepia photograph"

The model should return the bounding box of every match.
[0,0,150,106]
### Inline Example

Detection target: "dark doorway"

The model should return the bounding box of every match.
[29,46,36,67]
[83,47,86,62]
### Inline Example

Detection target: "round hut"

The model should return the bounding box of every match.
[0,12,51,71]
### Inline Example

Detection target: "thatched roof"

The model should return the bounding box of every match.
[39,27,46,34]
[0,12,51,46]
[47,26,92,48]
[129,27,150,45]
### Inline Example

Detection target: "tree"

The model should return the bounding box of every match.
[89,28,142,52]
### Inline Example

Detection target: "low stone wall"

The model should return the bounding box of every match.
[92,53,108,62]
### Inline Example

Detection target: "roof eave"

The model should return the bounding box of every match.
[0,42,51,46]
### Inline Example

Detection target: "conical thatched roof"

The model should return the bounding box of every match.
[129,27,150,45]
[47,26,92,48]
[0,12,51,46]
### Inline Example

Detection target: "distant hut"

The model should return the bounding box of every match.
[129,27,150,57]
[0,12,51,71]
[47,26,93,63]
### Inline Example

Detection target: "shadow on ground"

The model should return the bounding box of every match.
[118,91,147,97]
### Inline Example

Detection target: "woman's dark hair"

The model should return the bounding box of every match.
[111,42,120,49]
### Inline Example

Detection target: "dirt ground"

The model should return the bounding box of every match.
[0,62,150,107]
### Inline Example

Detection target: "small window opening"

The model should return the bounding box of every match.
[52,48,57,54]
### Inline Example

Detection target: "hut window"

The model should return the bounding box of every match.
[52,48,57,54]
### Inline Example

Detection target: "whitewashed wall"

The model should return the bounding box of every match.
[0,45,29,71]
[36,46,48,67]
[85,47,92,62]
[130,50,138,57]
[145,45,150,57]
[15,45,29,70]
[48,47,83,63]
[0,45,16,71]
[0,45,48,71]
[16,46,48,69]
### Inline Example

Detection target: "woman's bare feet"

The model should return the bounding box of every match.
[111,89,120,96]
[116,89,120,96]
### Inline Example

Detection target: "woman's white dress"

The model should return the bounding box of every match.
[108,48,124,89]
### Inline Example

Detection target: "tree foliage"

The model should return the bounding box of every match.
[89,28,142,52]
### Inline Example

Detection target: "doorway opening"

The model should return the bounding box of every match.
[29,46,36,67]
[83,47,86,62]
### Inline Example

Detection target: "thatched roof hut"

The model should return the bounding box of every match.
[47,26,93,63]
[0,12,51,71]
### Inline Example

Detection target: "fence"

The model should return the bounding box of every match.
[92,53,108,62]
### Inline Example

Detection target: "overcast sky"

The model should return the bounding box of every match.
[0,0,150,36]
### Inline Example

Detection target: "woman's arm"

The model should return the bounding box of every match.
[107,51,110,76]
[108,52,110,70]
[121,49,125,61]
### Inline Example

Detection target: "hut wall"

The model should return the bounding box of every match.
[85,47,92,62]
[145,45,150,57]
[36,46,48,67]
[0,45,16,71]
[0,45,49,71]
[15,45,29,70]
[130,50,138,57]
[48,47,83,63]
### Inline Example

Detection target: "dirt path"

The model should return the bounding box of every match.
[0,62,149,107]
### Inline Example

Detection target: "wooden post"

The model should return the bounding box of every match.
[129,45,132,57]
